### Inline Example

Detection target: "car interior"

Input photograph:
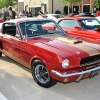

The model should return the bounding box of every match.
[2,23,16,36]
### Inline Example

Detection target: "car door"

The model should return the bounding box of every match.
[58,19,89,38]
[1,22,20,62]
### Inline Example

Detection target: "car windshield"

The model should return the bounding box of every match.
[58,19,79,28]
[78,18,100,30]
[19,20,65,38]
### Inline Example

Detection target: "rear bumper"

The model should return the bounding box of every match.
[52,66,100,82]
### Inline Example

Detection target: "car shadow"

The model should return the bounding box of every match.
[0,55,31,73]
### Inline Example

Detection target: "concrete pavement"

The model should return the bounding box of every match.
[0,55,100,100]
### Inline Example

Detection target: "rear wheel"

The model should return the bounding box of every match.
[31,60,57,88]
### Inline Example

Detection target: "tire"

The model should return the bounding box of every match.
[31,60,57,88]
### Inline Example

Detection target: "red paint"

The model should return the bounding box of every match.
[57,17,100,43]
[0,18,100,84]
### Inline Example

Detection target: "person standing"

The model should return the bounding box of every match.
[37,11,44,18]
[28,12,32,17]
[8,6,16,19]
[3,9,10,21]
[19,10,26,18]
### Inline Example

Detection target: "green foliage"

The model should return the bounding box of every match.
[0,0,17,9]
[93,0,100,9]
[64,6,68,14]
[55,10,61,14]
[58,0,81,16]
[58,0,81,6]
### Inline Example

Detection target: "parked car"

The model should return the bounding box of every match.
[0,18,100,88]
[0,18,3,23]
[57,17,100,41]
[95,16,100,21]
[43,14,64,20]
[75,12,94,17]
[91,13,96,17]
[69,13,78,17]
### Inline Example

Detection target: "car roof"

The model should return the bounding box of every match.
[4,18,54,24]
[57,16,94,21]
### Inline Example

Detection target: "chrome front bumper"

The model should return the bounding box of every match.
[52,66,100,78]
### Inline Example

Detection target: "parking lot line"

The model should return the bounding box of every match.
[0,92,8,100]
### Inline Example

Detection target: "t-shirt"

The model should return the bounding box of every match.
[9,10,16,19]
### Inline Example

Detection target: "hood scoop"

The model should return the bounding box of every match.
[55,37,82,44]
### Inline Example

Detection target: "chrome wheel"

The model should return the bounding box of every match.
[32,60,57,88]
[35,64,50,84]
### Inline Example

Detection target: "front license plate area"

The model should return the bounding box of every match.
[89,70,99,78]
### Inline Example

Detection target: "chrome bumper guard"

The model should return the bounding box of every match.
[52,66,100,78]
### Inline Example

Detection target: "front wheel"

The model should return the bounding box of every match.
[31,60,57,88]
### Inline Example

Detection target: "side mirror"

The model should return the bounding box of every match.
[74,26,82,30]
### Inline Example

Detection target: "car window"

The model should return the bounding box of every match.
[78,18,100,30]
[58,19,79,28]
[3,23,17,37]
[19,20,65,38]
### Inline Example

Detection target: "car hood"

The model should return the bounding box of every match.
[63,27,100,41]
[27,34,100,59]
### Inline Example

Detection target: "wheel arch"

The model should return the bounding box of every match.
[30,57,46,69]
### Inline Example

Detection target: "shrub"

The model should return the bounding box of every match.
[63,6,68,14]
[55,10,61,14]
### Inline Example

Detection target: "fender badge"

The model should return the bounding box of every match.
[76,51,80,54]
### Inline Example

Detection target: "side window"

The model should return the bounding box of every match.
[58,20,79,28]
[3,23,16,37]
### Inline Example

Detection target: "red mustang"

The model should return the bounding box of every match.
[56,17,100,41]
[0,18,100,88]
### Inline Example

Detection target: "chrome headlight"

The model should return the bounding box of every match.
[62,59,69,69]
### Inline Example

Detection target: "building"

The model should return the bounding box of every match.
[72,0,95,14]
[18,2,24,13]
[24,0,96,15]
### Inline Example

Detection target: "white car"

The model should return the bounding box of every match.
[43,14,64,20]
[95,16,100,21]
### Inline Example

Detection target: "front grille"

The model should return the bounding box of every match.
[80,54,100,66]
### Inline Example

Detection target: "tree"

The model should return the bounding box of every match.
[58,0,81,16]
[93,0,100,10]
[0,0,17,9]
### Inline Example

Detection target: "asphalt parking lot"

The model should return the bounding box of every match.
[0,54,100,100]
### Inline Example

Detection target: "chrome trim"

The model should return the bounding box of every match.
[80,60,100,67]
[52,66,100,77]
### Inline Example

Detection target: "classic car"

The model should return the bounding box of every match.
[0,18,100,88]
[56,17,100,41]
[0,18,3,23]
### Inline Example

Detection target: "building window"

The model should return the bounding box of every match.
[73,5,79,13]
[83,5,90,12]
